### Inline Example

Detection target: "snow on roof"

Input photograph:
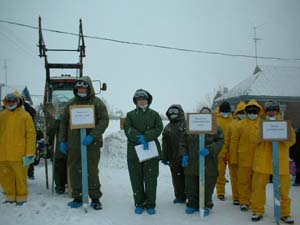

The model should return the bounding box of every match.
[216,65,300,101]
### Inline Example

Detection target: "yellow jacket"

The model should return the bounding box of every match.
[0,99,36,162]
[230,99,263,167]
[223,101,246,163]
[253,118,296,175]
[217,112,233,157]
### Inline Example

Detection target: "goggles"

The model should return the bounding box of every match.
[168,108,179,114]
[265,105,279,112]
[246,108,259,114]
[75,81,89,88]
[6,93,18,101]
[134,90,148,99]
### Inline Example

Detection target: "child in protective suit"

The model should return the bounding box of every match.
[161,104,186,204]
[0,92,36,205]
[179,107,224,215]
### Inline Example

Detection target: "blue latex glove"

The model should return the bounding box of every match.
[199,148,209,157]
[60,141,68,155]
[161,160,169,165]
[82,135,93,146]
[181,154,189,168]
[23,155,35,166]
[137,135,149,150]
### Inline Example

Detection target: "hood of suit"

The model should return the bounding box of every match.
[233,101,246,117]
[73,76,95,98]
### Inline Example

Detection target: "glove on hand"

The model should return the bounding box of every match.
[137,135,149,150]
[82,135,93,146]
[23,155,35,167]
[181,154,189,168]
[199,148,209,157]
[161,160,169,165]
[59,141,68,155]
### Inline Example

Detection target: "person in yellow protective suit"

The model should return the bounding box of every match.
[0,92,36,205]
[251,101,295,224]
[230,99,263,211]
[216,101,233,201]
[222,101,246,206]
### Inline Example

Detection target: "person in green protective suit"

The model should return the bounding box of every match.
[179,107,224,216]
[59,76,109,210]
[161,104,186,204]
[124,89,163,215]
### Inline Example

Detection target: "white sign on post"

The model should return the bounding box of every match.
[261,120,290,141]
[187,113,216,134]
[69,105,95,129]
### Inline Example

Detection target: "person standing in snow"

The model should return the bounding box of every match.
[289,128,300,187]
[21,96,38,180]
[230,99,263,212]
[216,101,233,201]
[222,101,246,206]
[161,104,186,204]
[124,89,163,215]
[59,76,109,210]
[47,114,68,194]
[179,107,224,215]
[0,92,36,205]
[251,101,295,224]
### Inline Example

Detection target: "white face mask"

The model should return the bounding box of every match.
[7,104,18,111]
[170,114,178,120]
[266,115,276,121]
[237,114,246,120]
[248,113,258,120]
[77,93,87,98]
[221,112,230,118]
[138,104,148,110]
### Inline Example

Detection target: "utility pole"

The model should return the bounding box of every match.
[3,59,8,85]
[253,26,261,67]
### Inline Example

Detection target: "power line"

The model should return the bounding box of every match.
[1,19,300,61]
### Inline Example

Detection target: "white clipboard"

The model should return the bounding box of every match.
[135,141,159,162]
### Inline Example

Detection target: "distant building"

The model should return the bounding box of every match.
[214,65,300,128]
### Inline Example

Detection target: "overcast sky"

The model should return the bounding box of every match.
[0,0,300,114]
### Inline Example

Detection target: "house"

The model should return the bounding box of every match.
[214,65,300,128]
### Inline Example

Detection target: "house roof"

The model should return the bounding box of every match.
[215,65,300,103]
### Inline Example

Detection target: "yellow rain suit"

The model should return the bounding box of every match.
[251,114,295,217]
[0,93,36,202]
[230,99,263,206]
[223,101,246,202]
[216,111,233,197]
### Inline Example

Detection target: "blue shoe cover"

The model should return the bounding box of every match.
[185,207,199,214]
[16,201,26,206]
[67,200,83,208]
[134,207,144,214]
[203,208,210,216]
[147,208,156,215]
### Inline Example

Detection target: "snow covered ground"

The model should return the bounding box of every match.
[0,120,299,225]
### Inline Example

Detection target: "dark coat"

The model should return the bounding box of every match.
[179,127,224,176]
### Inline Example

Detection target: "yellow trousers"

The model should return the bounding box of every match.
[216,156,227,196]
[0,162,29,202]
[229,164,239,201]
[238,166,252,206]
[251,172,291,216]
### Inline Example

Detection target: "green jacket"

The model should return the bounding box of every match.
[124,101,163,161]
[162,104,186,167]
[59,76,109,150]
[179,126,224,176]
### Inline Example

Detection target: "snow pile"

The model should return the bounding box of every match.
[102,129,128,169]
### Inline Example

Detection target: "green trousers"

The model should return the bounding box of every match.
[127,157,159,209]
[68,148,102,200]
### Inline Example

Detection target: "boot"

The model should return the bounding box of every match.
[90,199,102,210]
